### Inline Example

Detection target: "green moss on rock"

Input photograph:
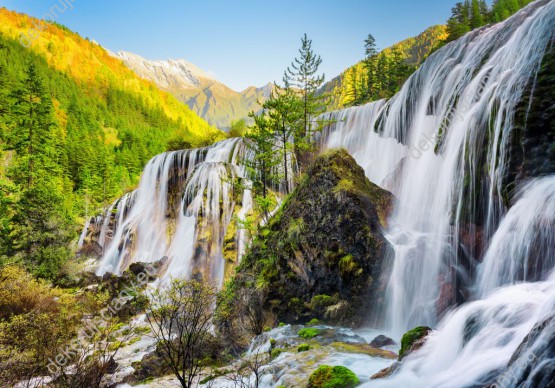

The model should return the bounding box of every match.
[298,343,311,352]
[307,365,360,388]
[298,328,321,339]
[399,326,432,360]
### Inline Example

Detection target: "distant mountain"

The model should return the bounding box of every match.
[112,51,272,129]
[320,25,448,110]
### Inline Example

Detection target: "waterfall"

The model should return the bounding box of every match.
[91,138,253,285]
[321,0,555,333]
[320,100,407,191]
[477,177,555,297]
[360,176,555,387]
[77,217,91,249]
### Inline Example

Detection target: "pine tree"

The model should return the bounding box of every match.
[345,67,360,106]
[284,34,327,168]
[0,63,11,141]
[9,62,57,189]
[7,62,71,277]
[363,34,378,101]
[470,0,485,29]
[446,2,472,42]
[245,110,280,219]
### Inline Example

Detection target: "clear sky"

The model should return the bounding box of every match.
[1,0,466,91]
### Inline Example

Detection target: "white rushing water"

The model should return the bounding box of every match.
[361,176,555,387]
[321,0,555,334]
[76,1,555,386]
[477,176,555,297]
[93,138,253,285]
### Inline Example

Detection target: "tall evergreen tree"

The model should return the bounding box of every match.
[284,33,327,167]
[345,67,360,106]
[363,34,379,101]
[6,62,71,277]
[470,0,485,29]
[246,110,278,200]
[9,62,58,188]
[446,2,472,42]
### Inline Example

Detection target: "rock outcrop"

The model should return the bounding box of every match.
[229,149,393,327]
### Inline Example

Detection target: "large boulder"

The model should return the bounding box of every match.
[230,148,393,327]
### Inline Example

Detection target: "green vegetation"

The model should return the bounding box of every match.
[0,18,218,277]
[0,265,143,386]
[399,326,432,360]
[321,26,447,110]
[298,328,321,339]
[325,0,534,111]
[271,348,284,359]
[307,318,320,326]
[445,0,535,43]
[307,365,360,388]
[229,118,248,138]
[298,343,311,352]
[246,32,331,209]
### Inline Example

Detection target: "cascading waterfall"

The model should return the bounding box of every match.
[360,176,555,387]
[476,176,555,297]
[321,0,555,334]
[319,100,406,190]
[89,138,253,285]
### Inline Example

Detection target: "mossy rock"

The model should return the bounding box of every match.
[330,342,396,359]
[298,343,311,352]
[298,328,321,339]
[399,326,432,360]
[307,318,321,326]
[271,348,284,359]
[231,149,393,327]
[307,365,360,388]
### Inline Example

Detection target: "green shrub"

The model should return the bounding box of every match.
[307,365,359,388]
[298,328,321,339]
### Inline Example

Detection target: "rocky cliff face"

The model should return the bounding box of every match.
[229,149,393,327]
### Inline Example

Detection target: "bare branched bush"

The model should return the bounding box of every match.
[225,350,271,388]
[145,278,217,388]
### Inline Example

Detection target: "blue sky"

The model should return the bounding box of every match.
[2,0,468,91]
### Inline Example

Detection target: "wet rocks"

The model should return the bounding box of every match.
[369,335,396,348]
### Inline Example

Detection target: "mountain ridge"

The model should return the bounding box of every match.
[112,50,273,129]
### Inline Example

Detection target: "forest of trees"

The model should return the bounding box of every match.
[445,0,535,42]
[0,32,219,279]
[343,34,414,106]
[322,26,448,109]
[334,0,535,109]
